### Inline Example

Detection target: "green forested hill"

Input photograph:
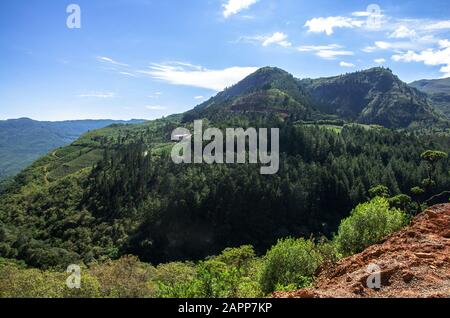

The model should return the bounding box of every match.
[185,67,447,129]
[183,67,318,122]
[410,78,450,118]
[0,67,449,271]
[0,118,145,180]
[300,68,445,128]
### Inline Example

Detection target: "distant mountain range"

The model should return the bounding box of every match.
[185,67,448,129]
[0,118,146,180]
[410,77,450,118]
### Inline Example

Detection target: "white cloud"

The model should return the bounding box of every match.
[148,92,162,98]
[340,61,355,67]
[297,44,342,52]
[194,96,205,100]
[389,25,416,39]
[223,0,259,18]
[363,40,423,52]
[119,71,137,77]
[78,91,115,98]
[392,41,450,77]
[96,56,128,66]
[240,32,292,48]
[145,105,167,110]
[439,39,450,48]
[304,16,364,35]
[316,50,354,60]
[297,44,353,60]
[262,32,292,47]
[362,46,377,53]
[139,62,259,91]
[374,41,391,49]
[424,20,450,31]
[352,11,371,17]
[374,58,386,64]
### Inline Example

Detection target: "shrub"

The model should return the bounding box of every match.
[0,264,102,298]
[157,260,240,298]
[259,238,323,294]
[214,245,255,274]
[334,197,408,257]
[89,255,156,298]
[388,194,414,214]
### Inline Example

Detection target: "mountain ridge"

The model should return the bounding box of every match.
[185,66,447,129]
[409,77,450,118]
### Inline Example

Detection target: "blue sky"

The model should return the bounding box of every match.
[1,0,450,121]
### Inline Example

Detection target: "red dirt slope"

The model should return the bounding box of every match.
[274,204,450,298]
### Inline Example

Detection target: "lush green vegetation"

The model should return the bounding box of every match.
[0,67,449,298]
[0,192,416,298]
[0,118,448,270]
[0,118,145,180]
[334,197,408,257]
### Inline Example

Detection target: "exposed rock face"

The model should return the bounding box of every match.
[274,204,450,298]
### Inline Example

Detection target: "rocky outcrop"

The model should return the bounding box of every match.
[274,204,450,298]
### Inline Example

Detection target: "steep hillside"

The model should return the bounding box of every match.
[183,67,318,122]
[300,68,444,128]
[0,118,145,180]
[274,204,450,298]
[410,78,450,118]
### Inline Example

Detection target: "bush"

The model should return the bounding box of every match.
[259,238,323,294]
[214,245,255,274]
[89,255,156,298]
[157,260,239,298]
[388,194,414,214]
[0,264,102,298]
[157,246,263,298]
[334,197,408,257]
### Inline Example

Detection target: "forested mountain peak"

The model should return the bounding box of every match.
[183,66,313,122]
[184,66,447,128]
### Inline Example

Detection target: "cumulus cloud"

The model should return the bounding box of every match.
[262,32,292,47]
[392,39,450,77]
[304,16,364,35]
[374,58,386,64]
[389,25,417,39]
[139,62,259,91]
[223,0,259,18]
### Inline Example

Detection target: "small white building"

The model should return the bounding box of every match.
[172,134,191,142]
